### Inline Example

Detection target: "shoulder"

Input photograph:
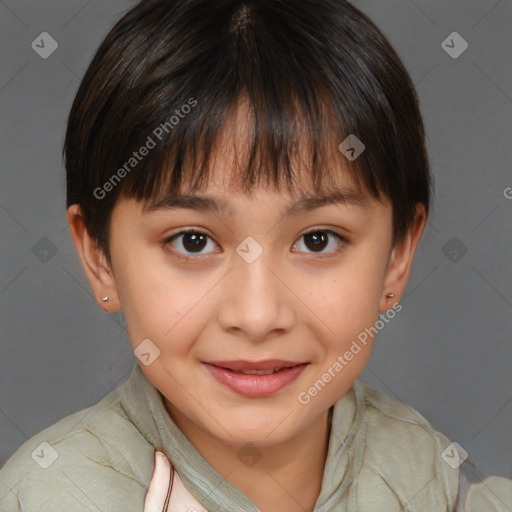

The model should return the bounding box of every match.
[464,476,512,512]
[356,379,452,460]
[0,383,153,511]
[352,380,460,511]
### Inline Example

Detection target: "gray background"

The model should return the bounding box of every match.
[0,0,511,483]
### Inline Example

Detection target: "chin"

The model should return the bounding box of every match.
[197,407,305,447]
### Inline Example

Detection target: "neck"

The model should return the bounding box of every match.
[165,400,333,512]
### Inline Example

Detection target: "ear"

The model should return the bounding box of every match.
[379,203,427,313]
[66,204,121,312]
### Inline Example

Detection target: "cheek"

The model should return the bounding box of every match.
[315,255,386,326]
[113,250,195,353]
[307,248,388,382]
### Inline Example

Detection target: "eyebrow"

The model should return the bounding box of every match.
[144,189,370,218]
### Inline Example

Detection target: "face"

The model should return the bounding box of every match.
[69,98,425,448]
[102,158,400,448]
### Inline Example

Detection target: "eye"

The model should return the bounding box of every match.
[164,230,220,259]
[292,229,346,256]
[164,227,346,261]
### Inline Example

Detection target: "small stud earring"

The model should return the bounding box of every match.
[386,293,395,299]
[102,296,109,302]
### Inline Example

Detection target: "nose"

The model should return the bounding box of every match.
[216,248,296,342]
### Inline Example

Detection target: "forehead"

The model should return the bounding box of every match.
[143,98,380,212]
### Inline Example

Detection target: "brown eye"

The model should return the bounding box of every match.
[181,232,208,252]
[293,230,345,255]
[166,230,219,258]
[304,232,328,252]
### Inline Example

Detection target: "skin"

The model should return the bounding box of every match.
[67,112,426,511]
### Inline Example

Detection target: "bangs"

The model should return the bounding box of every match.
[65,0,430,258]
[122,90,376,208]
[114,0,388,205]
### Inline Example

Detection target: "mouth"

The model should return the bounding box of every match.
[202,359,309,397]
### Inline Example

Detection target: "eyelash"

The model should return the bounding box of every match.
[163,228,347,261]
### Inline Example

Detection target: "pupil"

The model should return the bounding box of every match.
[305,232,327,252]
[183,233,206,252]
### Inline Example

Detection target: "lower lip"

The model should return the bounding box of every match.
[203,363,308,397]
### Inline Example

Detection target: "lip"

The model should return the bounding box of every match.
[203,360,308,397]
[203,359,304,371]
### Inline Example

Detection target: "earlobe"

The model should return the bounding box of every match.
[66,204,121,312]
[379,204,427,313]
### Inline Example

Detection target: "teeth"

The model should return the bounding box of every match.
[238,368,281,375]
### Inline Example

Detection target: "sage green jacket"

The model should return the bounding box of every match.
[1,362,511,511]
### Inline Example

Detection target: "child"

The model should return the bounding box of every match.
[1,0,511,510]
